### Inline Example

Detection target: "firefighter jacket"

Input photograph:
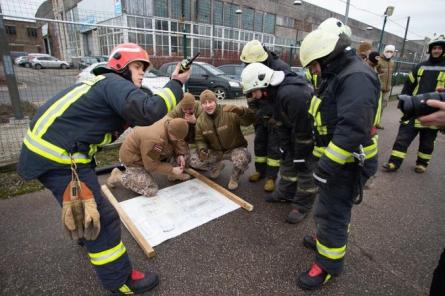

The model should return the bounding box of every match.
[376,56,394,92]
[308,50,380,176]
[195,105,255,153]
[305,69,320,91]
[119,117,188,175]
[167,101,202,143]
[247,97,275,126]
[18,73,183,180]
[401,54,445,129]
[264,50,291,72]
[273,72,314,163]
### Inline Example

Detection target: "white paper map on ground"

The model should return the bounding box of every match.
[119,178,240,247]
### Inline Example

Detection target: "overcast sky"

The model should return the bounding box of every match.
[1,0,442,40]
[303,0,443,40]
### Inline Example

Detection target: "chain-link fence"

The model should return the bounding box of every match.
[0,1,416,167]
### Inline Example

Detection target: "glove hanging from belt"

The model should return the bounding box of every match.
[62,159,101,240]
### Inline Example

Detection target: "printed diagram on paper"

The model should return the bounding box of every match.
[119,178,240,247]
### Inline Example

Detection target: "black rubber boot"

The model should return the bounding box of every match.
[112,270,159,295]
[297,263,332,290]
[265,191,293,203]
[303,235,316,251]
[286,209,307,224]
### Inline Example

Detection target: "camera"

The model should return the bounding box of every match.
[397,92,445,120]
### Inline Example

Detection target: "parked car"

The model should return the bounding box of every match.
[160,61,243,100]
[20,53,50,68]
[291,66,306,78]
[14,56,28,65]
[217,64,244,81]
[31,56,70,69]
[78,56,109,69]
[76,62,169,95]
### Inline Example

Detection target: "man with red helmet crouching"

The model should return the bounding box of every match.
[17,43,191,294]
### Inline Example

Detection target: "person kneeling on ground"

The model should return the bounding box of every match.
[107,117,190,196]
[190,90,255,190]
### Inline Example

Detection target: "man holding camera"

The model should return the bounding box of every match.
[383,35,445,173]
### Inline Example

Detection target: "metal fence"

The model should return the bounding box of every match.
[0,2,417,167]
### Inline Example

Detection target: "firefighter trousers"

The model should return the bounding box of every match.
[314,158,377,276]
[253,123,281,179]
[38,166,132,291]
[273,153,317,213]
[388,121,438,168]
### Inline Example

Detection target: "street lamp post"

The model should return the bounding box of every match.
[378,6,395,52]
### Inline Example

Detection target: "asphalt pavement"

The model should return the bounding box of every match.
[1,100,444,296]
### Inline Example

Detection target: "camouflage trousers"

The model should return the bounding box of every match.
[121,166,159,197]
[189,147,251,179]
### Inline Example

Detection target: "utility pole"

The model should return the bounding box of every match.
[344,0,350,25]
[0,5,23,119]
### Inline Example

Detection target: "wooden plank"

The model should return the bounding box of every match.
[101,185,156,258]
[185,168,254,212]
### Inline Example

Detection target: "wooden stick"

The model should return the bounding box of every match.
[185,168,253,212]
[101,185,156,258]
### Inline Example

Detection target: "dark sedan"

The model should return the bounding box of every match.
[159,61,243,100]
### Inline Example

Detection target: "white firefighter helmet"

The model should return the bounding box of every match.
[240,40,268,63]
[299,17,351,67]
[317,17,352,38]
[241,63,285,94]
[428,34,445,53]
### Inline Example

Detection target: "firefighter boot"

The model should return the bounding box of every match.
[303,235,316,251]
[113,270,159,295]
[414,164,427,173]
[210,161,225,179]
[249,172,263,182]
[382,162,398,172]
[107,168,123,188]
[286,208,307,224]
[297,263,332,290]
[264,178,275,192]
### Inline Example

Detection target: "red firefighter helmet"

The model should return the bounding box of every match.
[107,43,151,72]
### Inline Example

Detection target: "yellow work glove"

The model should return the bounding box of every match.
[78,181,101,241]
[223,104,245,116]
[62,181,85,240]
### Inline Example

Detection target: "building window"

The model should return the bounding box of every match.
[242,7,254,31]
[213,0,223,26]
[223,2,241,28]
[5,25,16,35]
[276,15,295,28]
[196,0,211,24]
[27,27,38,38]
[154,0,168,17]
[263,13,275,34]
[171,0,191,20]
[126,0,152,17]
[254,11,263,32]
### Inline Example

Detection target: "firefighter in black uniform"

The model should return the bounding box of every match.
[17,43,191,295]
[241,62,317,224]
[297,18,380,289]
[383,34,445,173]
[240,40,288,192]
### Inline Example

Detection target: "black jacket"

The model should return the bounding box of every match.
[273,72,314,162]
[18,73,184,180]
[315,49,380,176]
[402,55,445,95]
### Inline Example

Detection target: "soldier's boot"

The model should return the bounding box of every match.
[382,162,398,172]
[286,208,307,224]
[107,168,123,188]
[111,270,159,295]
[249,172,263,182]
[263,178,275,192]
[228,175,240,190]
[414,164,427,173]
[297,263,332,290]
[167,173,191,182]
[210,161,225,179]
[302,235,316,251]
